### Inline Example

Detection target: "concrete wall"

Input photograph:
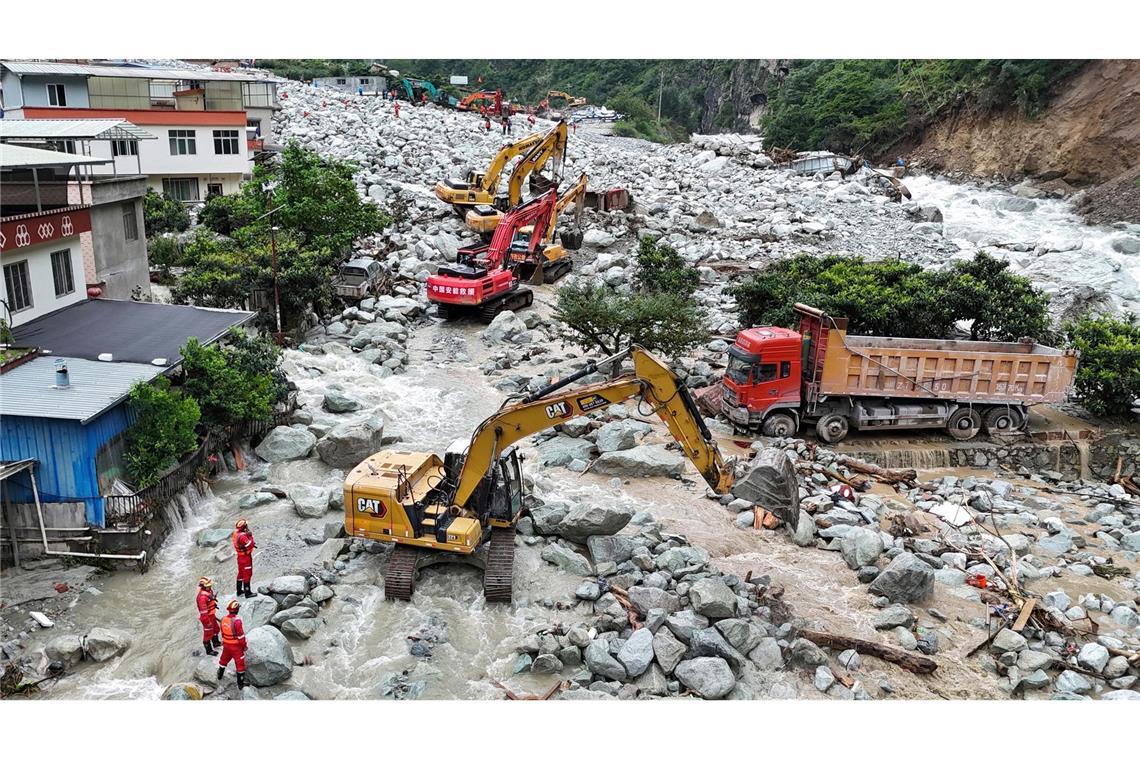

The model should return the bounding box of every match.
[0,237,87,326]
[89,176,150,300]
[7,74,90,109]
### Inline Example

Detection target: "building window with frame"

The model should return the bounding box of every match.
[46,83,67,107]
[336,78,346,85]
[51,139,77,154]
[169,129,197,155]
[122,202,139,241]
[206,183,223,197]
[212,129,240,155]
[4,260,34,312]
[112,139,139,157]
[162,177,200,202]
[50,249,75,297]
[246,118,262,137]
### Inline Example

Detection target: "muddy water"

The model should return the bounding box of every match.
[32,317,592,700]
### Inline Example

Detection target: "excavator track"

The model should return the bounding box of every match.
[384,544,420,601]
[478,287,533,322]
[482,527,517,603]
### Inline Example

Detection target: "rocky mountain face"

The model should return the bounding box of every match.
[689,60,789,134]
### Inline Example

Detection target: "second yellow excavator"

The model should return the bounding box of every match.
[342,346,800,603]
[509,171,588,285]
[464,120,569,235]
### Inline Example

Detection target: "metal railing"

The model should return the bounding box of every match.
[104,434,212,529]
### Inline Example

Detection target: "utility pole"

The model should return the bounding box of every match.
[259,181,284,346]
[657,68,664,127]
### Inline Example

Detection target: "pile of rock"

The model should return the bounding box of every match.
[43,627,132,671]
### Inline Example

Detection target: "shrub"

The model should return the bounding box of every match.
[147,236,184,275]
[1064,313,1140,419]
[124,376,201,488]
[142,189,190,236]
[179,338,276,432]
[198,192,254,236]
[635,236,699,296]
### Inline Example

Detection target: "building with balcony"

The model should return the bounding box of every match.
[1,60,283,201]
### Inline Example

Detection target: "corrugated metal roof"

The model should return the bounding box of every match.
[1,60,283,83]
[0,143,111,168]
[0,119,156,141]
[0,357,162,423]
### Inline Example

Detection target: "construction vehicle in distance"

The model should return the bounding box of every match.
[510,171,587,285]
[457,89,503,114]
[343,346,789,602]
[427,190,557,321]
[464,121,569,236]
[433,128,550,215]
[548,89,587,108]
[720,303,1079,443]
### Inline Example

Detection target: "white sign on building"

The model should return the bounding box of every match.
[449,75,469,86]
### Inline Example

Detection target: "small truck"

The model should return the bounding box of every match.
[720,303,1078,443]
[332,258,384,299]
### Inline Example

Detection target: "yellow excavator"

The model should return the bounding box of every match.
[464,120,569,235]
[433,122,562,215]
[510,171,588,285]
[342,346,795,603]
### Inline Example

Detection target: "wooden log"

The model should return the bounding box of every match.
[836,456,917,485]
[798,629,937,675]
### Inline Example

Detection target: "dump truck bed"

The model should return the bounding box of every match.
[817,332,1078,405]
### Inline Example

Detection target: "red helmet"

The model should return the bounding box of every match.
[235,519,248,531]
[198,577,213,589]
[227,600,241,613]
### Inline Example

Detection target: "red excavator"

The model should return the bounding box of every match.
[457,89,503,115]
[427,190,557,322]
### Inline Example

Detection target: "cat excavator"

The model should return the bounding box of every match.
[342,346,798,603]
[464,120,568,235]
[511,171,588,285]
[433,127,550,215]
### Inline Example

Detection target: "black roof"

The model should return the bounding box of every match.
[12,299,256,365]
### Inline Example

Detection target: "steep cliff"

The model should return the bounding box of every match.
[688,60,788,133]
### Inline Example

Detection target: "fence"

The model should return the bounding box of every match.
[103,434,212,529]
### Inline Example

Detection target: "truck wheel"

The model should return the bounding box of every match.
[983,407,1021,435]
[816,414,849,444]
[762,413,797,438]
[947,408,982,441]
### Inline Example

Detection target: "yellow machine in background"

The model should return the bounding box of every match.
[465,121,569,235]
[343,346,753,603]
[433,129,548,213]
[510,171,588,284]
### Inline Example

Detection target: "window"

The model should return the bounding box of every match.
[51,250,75,297]
[51,139,76,154]
[169,129,196,155]
[46,83,67,107]
[755,363,777,382]
[162,177,199,202]
[336,78,346,85]
[122,202,139,241]
[4,260,33,312]
[246,118,262,137]
[359,79,369,85]
[780,361,792,379]
[725,354,753,384]
[206,183,223,197]
[112,139,139,157]
[212,129,239,155]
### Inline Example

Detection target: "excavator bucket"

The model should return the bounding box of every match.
[527,258,546,285]
[731,448,801,531]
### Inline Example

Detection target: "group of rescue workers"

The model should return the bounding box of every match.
[195,518,256,689]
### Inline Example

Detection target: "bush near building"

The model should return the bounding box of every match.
[124,376,201,488]
[1064,313,1140,420]
[142,189,191,236]
[179,335,286,433]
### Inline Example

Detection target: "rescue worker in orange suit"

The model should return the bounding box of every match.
[394,100,401,119]
[196,577,221,655]
[233,519,256,598]
[421,91,428,107]
[217,600,247,688]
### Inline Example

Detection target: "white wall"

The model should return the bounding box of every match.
[1,238,87,327]
[84,124,250,195]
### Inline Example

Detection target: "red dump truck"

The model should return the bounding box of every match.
[720,303,1078,443]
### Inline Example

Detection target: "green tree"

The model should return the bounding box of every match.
[635,236,699,296]
[124,376,201,488]
[142,189,190,236]
[179,338,276,432]
[147,236,184,277]
[942,252,1053,341]
[1064,313,1140,419]
[198,192,255,236]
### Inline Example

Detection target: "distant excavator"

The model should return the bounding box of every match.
[341,346,792,603]
[433,123,561,215]
[464,120,569,236]
[457,89,503,115]
[510,171,587,285]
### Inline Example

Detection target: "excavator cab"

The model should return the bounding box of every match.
[439,443,524,526]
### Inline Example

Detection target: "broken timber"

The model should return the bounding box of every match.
[798,629,938,675]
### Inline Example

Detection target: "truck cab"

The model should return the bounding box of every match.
[721,326,803,436]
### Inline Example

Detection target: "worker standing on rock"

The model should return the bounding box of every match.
[217,600,247,689]
[421,91,428,107]
[232,519,256,598]
[196,577,220,656]
[393,100,401,119]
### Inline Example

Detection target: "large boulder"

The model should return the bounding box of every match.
[592,445,686,478]
[674,657,735,699]
[540,543,593,575]
[587,535,636,565]
[840,527,884,570]
[84,628,131,662]
[584,640,627,681]
[652,626,687,673]
[595,420,638,453]
[245,626,294,687]
[290,484,333,519]
[196,528,233,548]
[628,586,681,615]
[322,389,360,413]
[557,501,634,542]
[529,499,571,535]
[481,311,528,344]
[688,578,738,619]
[44,635,84,667]
[868,552,935,603]
[315,417,385,469]
[731,447,800,526]
[238,595,279,630]
[266,575,308,596]
[254,426,316,463]
[536,436,596,467]
[617,628,655,677]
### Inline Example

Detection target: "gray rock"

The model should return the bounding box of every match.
[196,528,233,548]
[1110,605,1140,628]
[267,576,308,596]
[628,586,681,615]
[873,605,915,630]
[481,310,529,344]
[617,628,654,677]
[841,527,883,570]
[238,595,279,630]
[531,653,563,674]
[991,628,1028,653]
[1020,669,1052,689]
[245,626,294,687]
[270,606,317,627]
[815,666,836,692]
[1101,689,1140,700]
[586,535,636,565]
[254,426,316,462]
[593,445,686,479]
[674,657,735,699]
[1076,642,1110,673]
[315,418,385,470]
[714,619,763,654]
[575,580,601,601]
[281,618,320,639]
[584,640,627,681]
[634,663,669,696]
[322,390,361,413]
[689,627,747,672]
[652,627,687,674]
[290,484,333,519]
[867,552,934,603]
[595,420,637,453]
[749,637,784,670]
[540,543,593,575]
[665,610,710,643]
[537,436,596,467]
[1055,670,1093,694]
[309,585,334,604]
[790,638,828,668]
[529,499,570,534]
[557,502,634,542]
[44,635,84,667]
[792,511,816,547]
[1104,655,1130,679]
[688,577,738,619]
[274,690,309,700]
[84,628,131,662]
[1017,649,1055,671]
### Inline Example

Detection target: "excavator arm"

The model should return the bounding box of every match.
[477,190,558,271]
[504,121,568,206]
[449,346,735,516]
[543,171,587,245]
[476,131,548,195]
